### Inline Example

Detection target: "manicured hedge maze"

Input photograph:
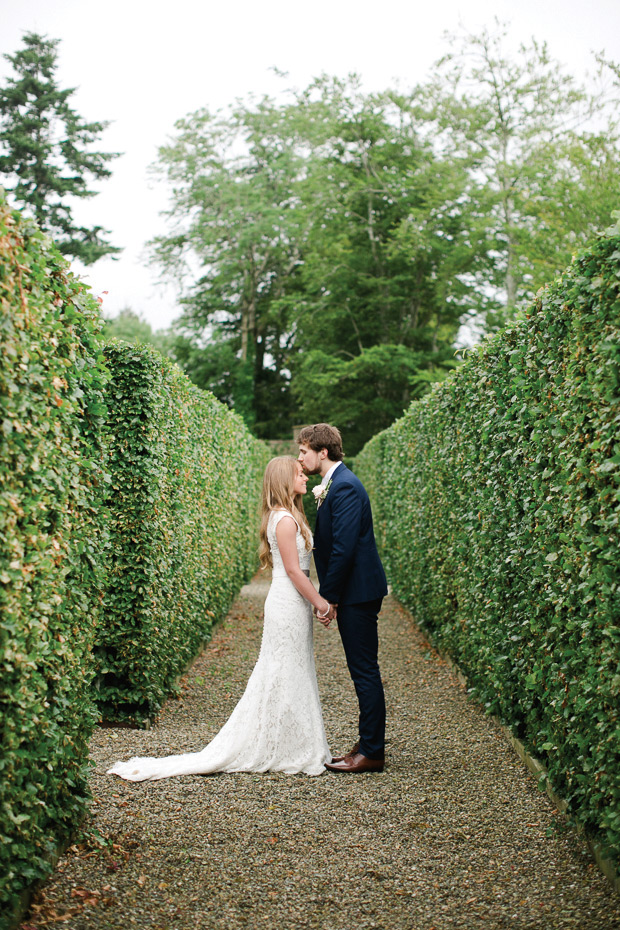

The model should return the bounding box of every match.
[357,223,620,865]
[1,195,270,919]
[0,196,108,921]
[96,343,270,724]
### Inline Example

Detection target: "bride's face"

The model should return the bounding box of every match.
[293,463,308,496]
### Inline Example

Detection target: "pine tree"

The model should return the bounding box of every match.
[0,32,121,264]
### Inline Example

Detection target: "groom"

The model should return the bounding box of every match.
[297,423,388,774]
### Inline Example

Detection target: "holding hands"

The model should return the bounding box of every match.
[315,601,337,628]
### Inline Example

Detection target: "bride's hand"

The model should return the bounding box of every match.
[316,602,334,627]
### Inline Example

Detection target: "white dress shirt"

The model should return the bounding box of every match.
[322,461,342,486]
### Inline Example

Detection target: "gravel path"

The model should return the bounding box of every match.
[21,572,620,930]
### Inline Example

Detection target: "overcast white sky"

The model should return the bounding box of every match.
[2,0,620,330]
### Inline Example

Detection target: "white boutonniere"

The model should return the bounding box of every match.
[312,479,332,507]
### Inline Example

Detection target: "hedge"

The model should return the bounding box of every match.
[356,223,620,865]
[95,343,270,724]
[0,194,109,921]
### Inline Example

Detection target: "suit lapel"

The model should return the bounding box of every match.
[318,463,347,515]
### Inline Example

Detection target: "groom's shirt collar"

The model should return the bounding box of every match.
[322,461,342,485]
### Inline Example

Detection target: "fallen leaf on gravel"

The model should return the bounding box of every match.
[70,888,101,906]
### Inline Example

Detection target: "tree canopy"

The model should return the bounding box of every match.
[102,307,172,355]
[0,32,120,264]
[149,25,619,450]
[417,24,620,327]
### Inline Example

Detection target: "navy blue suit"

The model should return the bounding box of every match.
[313,464,387,760]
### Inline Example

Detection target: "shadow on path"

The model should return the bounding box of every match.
[20,572,620,930]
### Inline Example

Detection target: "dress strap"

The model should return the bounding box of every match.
[271,509,300,530]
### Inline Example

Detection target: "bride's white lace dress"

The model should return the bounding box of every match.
[107,510,331,780]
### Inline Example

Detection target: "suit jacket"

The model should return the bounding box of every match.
[313,463,388,606]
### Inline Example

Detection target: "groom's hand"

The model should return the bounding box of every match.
[323,603,337,626]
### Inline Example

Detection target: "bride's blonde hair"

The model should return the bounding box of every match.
[259,456,312,569]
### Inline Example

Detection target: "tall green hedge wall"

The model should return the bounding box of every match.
[1,196,270,917]
[357,225,620,864]
[0,196,109,920]
[96,343,270,724]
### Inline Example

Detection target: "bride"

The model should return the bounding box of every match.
[107,456,333,781]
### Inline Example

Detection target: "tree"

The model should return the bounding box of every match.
[292,346,458,455]
[416,22,620,326]
[282,76,471,451]
[150,79,471,447]
[0,32,120,263]
[149,98,309,435]
[103,308,173,355]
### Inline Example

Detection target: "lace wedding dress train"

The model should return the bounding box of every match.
[107,510,331,781]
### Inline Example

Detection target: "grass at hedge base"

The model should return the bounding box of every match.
[0,196,108,922]
[356,224,620,868]
[97,343,270,725]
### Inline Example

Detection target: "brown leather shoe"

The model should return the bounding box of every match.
[330,741,360,764]
[325,752,384,774]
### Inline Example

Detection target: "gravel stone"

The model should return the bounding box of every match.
[20,572,620,930]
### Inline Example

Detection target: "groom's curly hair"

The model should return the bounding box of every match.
[296,423,344,461]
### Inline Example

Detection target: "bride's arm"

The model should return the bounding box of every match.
[275,516,333,620]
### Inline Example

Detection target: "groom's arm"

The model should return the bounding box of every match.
[319,483,362,604]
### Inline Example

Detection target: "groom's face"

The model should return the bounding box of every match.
[298,443,324,476]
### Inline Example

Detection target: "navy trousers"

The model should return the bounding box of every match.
[336,598,385,760]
